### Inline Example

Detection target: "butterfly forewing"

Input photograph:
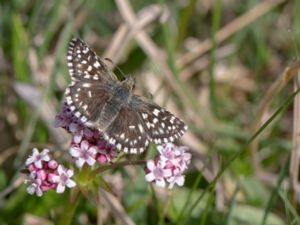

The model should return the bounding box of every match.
[104,107,149,154]
[67,38,115,83]
[65,38,117,125]
[65,83,112,125]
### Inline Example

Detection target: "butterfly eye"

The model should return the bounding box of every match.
[122,77,135,91]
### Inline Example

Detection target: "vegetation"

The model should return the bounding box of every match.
[0,0,300,224]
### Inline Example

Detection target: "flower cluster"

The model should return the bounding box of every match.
[24,103,191,197]
[25,148,76,197]
[54,102,117,168]
[144,143,191,188]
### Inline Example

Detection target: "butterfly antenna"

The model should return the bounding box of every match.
[104,58,126,81]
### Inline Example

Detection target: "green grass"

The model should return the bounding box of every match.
[0,0,300,224]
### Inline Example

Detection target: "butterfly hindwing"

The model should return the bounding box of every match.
[132,97,187,144]
[103,107,149,154]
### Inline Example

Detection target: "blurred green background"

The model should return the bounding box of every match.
[1,0,300,224]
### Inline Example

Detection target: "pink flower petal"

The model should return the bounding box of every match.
[56,183,66,193]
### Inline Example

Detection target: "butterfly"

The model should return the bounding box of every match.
[64,38,187,153]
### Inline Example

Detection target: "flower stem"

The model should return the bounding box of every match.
[57,188,80,225]
[76,164,92,186]
[91,160,146,176]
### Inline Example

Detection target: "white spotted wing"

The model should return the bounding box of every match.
[103,96,187,153]
[64,38,188,154]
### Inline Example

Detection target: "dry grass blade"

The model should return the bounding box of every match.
[250,61,300,187]
[250,60,300,173]
[115,0,185,99]
[0,176,25,200]
[98,188,136,225]
[104,4,163,62]
[14,83,69,147]
[176,0,286,68]
[180,44,235,81]
[116,0,214,154]
[290,70,300,197]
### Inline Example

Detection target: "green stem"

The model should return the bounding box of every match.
[76,164,92,186]
[57,188,81,225]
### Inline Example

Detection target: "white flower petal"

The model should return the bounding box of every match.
[86,157,96,166]
[66,179,76,188]
[25,157,34,166]
[32,148,39,156]
[81,140,89,150]
[145,173,155,182]
[168,182,175,189]
[163,169,172,177]
[34,160,43,169]
[56,183,66,193]
[41,148,49,154]
[76,158,85,168]
[73,132,83,143]
[88,146,97,155]
[36,187,43,197]
[146,160,155,171]
[26,185,35,195]
[67,169,74,177]
[176,176,185,186]
[69,147,81,157]
[43,155,50,162]
[57,165,64,174]
[51,175,60,183]
[155,179,166,188]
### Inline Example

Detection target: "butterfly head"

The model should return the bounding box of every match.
[121,76,135,91]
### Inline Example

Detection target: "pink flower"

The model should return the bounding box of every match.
[25,173,43,197]
[174,146,191,171]
[167,168,185,189]
[145,160,172,187]
[54,102,118,167]
[51,165,76,193]
[70,140,97,168]
[96,141,117,164]
[157,143,177,163]
[24,148,76,196]
[145,143,191,189]
[25,148,50,169]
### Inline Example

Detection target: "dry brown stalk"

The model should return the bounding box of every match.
[291,68,300,197]
[250,60,300,173]
[176,0,286,69]
[246,60,300,195]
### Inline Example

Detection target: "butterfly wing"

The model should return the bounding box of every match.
[65,83,112,126]
[103,96,187,153]
[67,38,116,82]
[65,38,117,126]
[135,97,187,144]
[103,107,149,154]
